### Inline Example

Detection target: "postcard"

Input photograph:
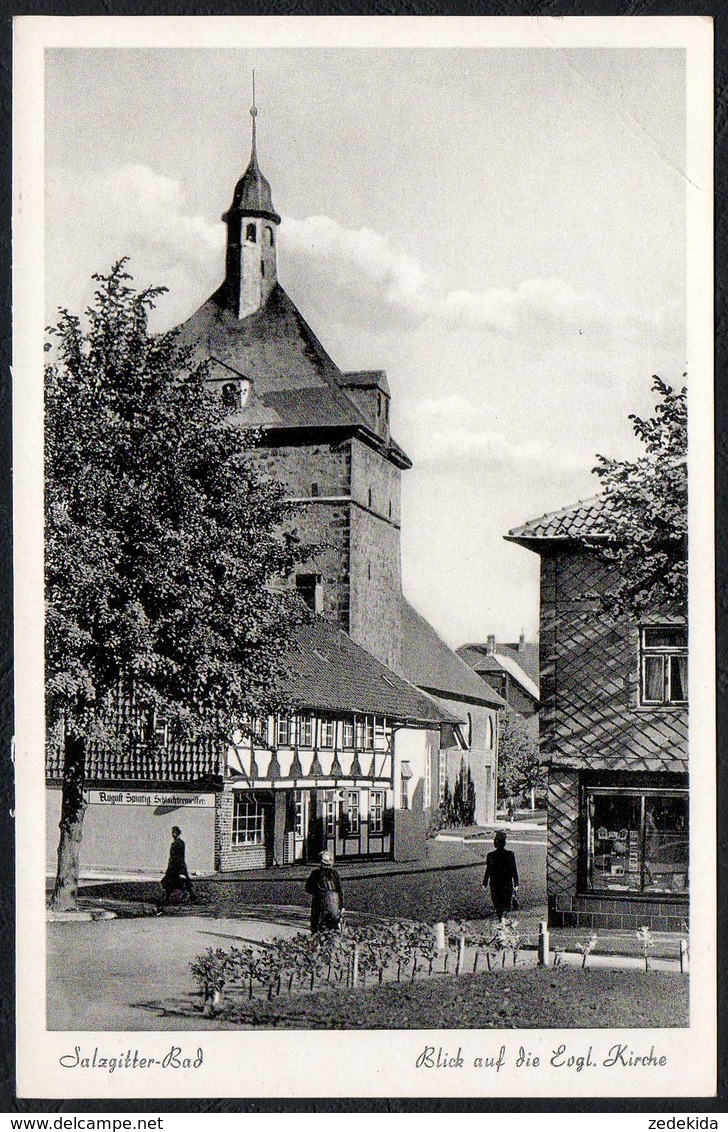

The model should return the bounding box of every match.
[13,14,715,1100]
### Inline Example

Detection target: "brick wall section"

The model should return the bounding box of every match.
[349,506,403,670]
[215,788,267,871]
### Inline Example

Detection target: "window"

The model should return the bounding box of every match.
[346,790,360,835]
[254,717,269,744]
[276,715,291,747]
[368,488,373,508]
[438,751,447,805]
[585,787,688,896]
[320,718,335,749]
[136,707,168,746]
[293,791,306,837]
[297,714,314,748]
[342,717,354,748]
[374,716,388,750]
[325,796,337,838]
[311,482,319,497]
[261,262,265,277]
[246,223,257,243]
[369,790,384,834]
[388,501,392,518]
[296,573,323,614]
[400,762,412,811]
[265,226,275,247]
[377,392,382,417]
[355,715,374,750]
[640,627,687,705]
[423,747,432,810]
[222,382,240,408]
[232,795,265,845]
[485,716,494,750]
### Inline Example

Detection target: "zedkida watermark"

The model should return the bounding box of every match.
[59,1046,203,1074]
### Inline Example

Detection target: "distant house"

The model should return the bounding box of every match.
[507,496,688,932]
[401,602,505,826]
[457,635,539,739]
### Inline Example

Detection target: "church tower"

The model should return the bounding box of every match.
[221,78,281,320]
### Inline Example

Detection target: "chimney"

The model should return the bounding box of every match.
[487,634,496,655]
[518,633,525,652]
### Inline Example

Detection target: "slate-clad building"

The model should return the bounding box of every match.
[507,496,688,931]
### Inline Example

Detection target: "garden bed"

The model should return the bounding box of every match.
[206,968,689,1029]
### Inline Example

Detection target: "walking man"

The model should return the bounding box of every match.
[305,850,344,933]
[483,830,519,919]
[156,825,195,914]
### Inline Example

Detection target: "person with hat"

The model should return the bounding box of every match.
[482,830,520,920]
[305,850,344,933]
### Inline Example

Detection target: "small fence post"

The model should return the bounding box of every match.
[538,921,550,968]
[456,935,465,976]
[434,922,446,951]
[351,943,359,989]
[679,939,689,974]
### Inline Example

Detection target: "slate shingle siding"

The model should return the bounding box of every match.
[540,548,688,773]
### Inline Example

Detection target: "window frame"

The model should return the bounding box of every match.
[584,785,688,898]
[639,626,688,707]
[369,789,385,834]
[276,715,291,747]
[232,795,266,846]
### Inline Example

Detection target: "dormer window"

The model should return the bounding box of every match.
[221,379,251,410]
[246,223,257,243]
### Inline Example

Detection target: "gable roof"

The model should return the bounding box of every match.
[457,641,540,700]
[282,620,459,724]
[399,602,506,708]
[506,495,609,544]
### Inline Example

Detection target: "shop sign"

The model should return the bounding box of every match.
[85,790,215,808]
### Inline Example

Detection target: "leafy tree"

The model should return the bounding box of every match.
[590,375,687,617]
[46,262,311,909]
[497,710,545,810]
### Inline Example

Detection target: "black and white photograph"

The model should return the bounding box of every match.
[13,15,714,1099]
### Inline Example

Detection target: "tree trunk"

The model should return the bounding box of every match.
[49,733,87,910]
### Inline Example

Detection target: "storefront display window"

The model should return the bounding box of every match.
[586,788,688,896]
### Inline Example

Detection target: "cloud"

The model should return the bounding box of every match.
[398,395,585,473]
[46,162,683,351]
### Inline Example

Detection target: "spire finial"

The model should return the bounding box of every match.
[249,70,258,161]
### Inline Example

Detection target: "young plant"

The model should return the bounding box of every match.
[189,947,231,1015]
[575,932,598,969]
[636,926,653,973]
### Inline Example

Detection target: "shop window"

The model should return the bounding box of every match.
[320,718,335,749]
[369,790,384,834]
[585,788,688,896]
[276,715,291,747]
[640,626,687,705]
[355,715,374,750]
[246,223,257,243]
[297,714,314,748]
[342,717,354,748]
[232,795,265,846]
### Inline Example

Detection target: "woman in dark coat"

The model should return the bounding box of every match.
[305,850,344,933]
[482,830,519,919]
[156,826,195,913]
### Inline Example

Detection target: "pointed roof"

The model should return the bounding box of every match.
[399,601,506,708]
[282,621,459,724]
[223,81,280,224]
[174,283,412,466]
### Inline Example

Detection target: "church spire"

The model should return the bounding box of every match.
[221,78,280,320]
[249,71,258,165]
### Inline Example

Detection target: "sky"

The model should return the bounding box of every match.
[44,46,687,647]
